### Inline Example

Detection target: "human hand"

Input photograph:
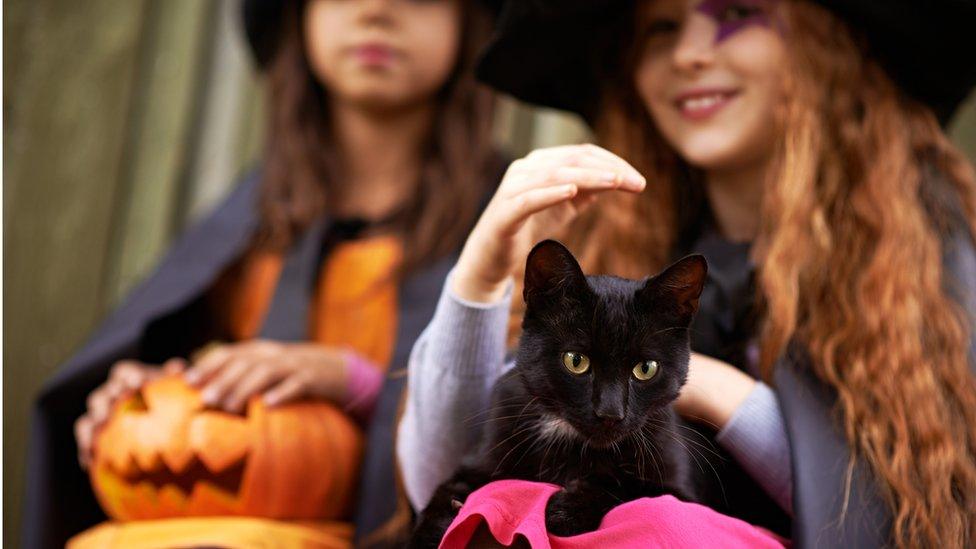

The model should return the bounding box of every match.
[452,144,646,303]
[74,358,186,469]
[184,340,349,414]
[674,352,757,429]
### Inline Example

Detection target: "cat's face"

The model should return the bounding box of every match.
[516,240,707,448]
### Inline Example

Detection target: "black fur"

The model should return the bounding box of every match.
[409,240,708,546]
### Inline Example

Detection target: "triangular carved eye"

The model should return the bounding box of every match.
[129,391,149,412]
[119,390,149,413]
[90,375,366,522]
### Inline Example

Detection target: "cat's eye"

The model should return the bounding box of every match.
[633,360,659,381]
[561,352,590,375]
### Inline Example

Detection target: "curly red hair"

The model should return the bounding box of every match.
[509,1,976,546]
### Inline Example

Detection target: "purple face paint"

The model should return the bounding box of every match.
[695,0,777,43]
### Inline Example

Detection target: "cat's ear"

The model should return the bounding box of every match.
[523,240,588,306]
[639,254,707,323]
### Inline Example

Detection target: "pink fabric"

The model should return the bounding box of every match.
[341,350,383,425]
[440,480,788,549]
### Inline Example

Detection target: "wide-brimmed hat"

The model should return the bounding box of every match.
[242,0,285,68]
[476,0,976,124]
[242,0,502,70]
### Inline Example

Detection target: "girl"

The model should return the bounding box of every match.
[399,0,976,546]
[24,0,500,547]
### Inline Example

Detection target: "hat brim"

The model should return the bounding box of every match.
[476,0,976,125]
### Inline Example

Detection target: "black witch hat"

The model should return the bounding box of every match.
[241,0,503,70]
[475,0,976,125]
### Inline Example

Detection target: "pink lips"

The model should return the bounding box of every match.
[350,43,398,67]
[673,88,740,121]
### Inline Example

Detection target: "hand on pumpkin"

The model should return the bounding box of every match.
[452,144,646,303]
[674,352,757,430]
[184,340,349,415]
[75,358,187,469]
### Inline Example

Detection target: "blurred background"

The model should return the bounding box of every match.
[2,1,975,546]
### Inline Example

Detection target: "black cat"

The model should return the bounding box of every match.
[409,240,708,547]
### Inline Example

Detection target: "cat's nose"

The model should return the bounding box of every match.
[595,407,625,426]
[594,385,627,426]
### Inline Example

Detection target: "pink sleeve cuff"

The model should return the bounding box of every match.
[342,350,384,425]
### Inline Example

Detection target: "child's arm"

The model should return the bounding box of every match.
[680,353,793,514]
[397,269,514,511]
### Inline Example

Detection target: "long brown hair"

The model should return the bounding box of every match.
[259,0,497,274]
[514,1,976,546]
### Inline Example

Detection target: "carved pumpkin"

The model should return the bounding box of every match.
[90,376,363,521]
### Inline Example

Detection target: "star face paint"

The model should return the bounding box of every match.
[696,0,777,43]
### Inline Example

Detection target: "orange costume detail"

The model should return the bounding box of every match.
[70,235,403,549]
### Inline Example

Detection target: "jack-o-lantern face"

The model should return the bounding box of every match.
[91,376,363,521]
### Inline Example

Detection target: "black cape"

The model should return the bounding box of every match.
[21,171,462,548]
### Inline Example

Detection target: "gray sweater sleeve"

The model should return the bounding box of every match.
[396,268,794,515]
[715,382,794,514]
[397,269,514,511]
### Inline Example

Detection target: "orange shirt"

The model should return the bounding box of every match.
[211,235,402,369]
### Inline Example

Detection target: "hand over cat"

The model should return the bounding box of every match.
[452,144,646,303]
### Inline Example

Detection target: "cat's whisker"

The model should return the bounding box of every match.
[513,434,547,471]
[492,430,538,475]
[653,424,707,476]
[648,418,724,461]
[465,410,549,427]
[644,325,691,338]
[538,435,559,478]
[637,430,665,486]
[483,423,539,456]
[670,421,721,445]
[651,424,728,505]
[461,399,531,422]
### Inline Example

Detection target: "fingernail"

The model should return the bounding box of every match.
[201,388,218,404]
[625,174,646,189]
[263,395,278,407]
[184,372,199,384]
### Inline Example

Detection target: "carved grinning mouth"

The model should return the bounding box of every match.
[106,454,248,498]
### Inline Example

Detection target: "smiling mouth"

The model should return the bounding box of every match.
[674,90,739,120]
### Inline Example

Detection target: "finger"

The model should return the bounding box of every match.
[110,360,143,376]
[103,378,132,403]
[571,192,601,213]
[263,374,310,407]
[496,184,579,232]
[185,346,233,386]
[547,166,645,193]
[224,368,282,414]
[243,339,281,356]
[576,143,634,165]
[524,144,582,160]
[199,359,252,409]
[505,156,644,197]
[527,144,644,182]
[110,360,150,384]
[75,416,94,469]
[86,388,114,424]
[162,358,188,375]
